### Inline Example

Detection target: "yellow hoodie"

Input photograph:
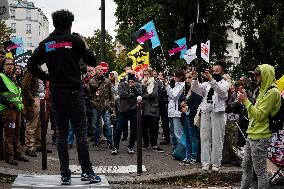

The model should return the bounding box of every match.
[243,64,281,140]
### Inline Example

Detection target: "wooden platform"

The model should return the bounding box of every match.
[12,175,109,189]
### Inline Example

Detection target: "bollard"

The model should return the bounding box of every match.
[0,117,3,160]
[136,96,143,175]
[39,93,47,170]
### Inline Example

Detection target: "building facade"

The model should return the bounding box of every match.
[225,20,245,65]
[4,0,49,53]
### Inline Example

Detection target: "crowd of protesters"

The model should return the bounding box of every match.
[1,9,283,188]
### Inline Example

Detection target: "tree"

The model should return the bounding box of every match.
[234,0,284,79]
[0,20,11,51]
[114,0,234,72]
[85,29,116,72]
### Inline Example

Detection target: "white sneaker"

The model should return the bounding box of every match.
[202,165,210,171]
[212,166,220,172]
[127,147,134,154]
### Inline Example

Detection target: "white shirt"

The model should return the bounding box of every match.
[166,81,185,117]
[191,79,229,112]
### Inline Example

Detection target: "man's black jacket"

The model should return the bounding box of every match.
[27,29,96,89]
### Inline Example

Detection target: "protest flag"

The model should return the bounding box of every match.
[133,21,160,50]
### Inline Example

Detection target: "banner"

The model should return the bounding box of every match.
[3,40,17,56]
[183,45,197,64]
[0,0,9,20]
[168,37,187,59]
[14,52,32,67]
[134,21,160,50]
[11,37,24,56]
[201,40,210,63]
[127,45,149,80]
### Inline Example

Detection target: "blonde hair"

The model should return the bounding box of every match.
[142,68,153,76]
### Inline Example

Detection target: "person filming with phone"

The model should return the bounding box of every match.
[191,59,229,172]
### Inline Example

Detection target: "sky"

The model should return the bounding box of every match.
[32,0,117,38]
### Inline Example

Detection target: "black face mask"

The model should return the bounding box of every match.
[213,73,223,82]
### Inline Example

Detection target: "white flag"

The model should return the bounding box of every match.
[0,0,9,20]
[201,40,210,63]
[183,45,197,64]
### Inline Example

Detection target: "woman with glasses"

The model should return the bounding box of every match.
[179,72,202,164]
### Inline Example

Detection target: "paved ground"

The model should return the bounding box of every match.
[1,126,281,188]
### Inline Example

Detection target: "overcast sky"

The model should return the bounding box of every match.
[32,0,117,38]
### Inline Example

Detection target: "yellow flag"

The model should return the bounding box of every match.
[118,72,126,82]
[277,75,284,92]
[127,45,149,70]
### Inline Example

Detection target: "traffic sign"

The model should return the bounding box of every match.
[100,62,109,73]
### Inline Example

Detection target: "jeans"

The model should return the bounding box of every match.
[200,104,226,167]
[181,114,199,160]
[240,138,270,189]
[169,117,183,150]
[91,109,112,145]
[50,88,92,175]
[113,110,137,149]
[67,122,74,145]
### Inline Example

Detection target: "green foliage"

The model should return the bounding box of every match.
[114,0,234,72]
[0,20,12,51]
[235,0,284,79]
[85,29,116,72]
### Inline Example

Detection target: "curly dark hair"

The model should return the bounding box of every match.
[214,59,227,71]
[52,9,74,29]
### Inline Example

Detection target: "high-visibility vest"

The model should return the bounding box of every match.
[0,73,23,111]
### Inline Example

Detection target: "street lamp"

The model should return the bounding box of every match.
[100,0,106,62]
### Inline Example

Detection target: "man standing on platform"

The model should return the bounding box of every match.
[27,9,100,185]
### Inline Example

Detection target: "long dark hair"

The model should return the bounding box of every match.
[174,69,185,82]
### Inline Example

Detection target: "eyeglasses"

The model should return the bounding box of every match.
[185,76,192,79]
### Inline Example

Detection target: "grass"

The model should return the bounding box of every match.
[0,173,16,183]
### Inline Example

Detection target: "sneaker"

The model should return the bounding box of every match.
[182,158,190,163]
[202,164,210,172]
[81,170,101,183]
[92,143,100,147]
[152,146,164,153]
[25,149,37,157]
[107,143,113,149]
[160,140,170,145]
[14,155,29,162]
[61,174,71,185]
[189,159,197,164]
[5,159,18,166]
[127,147,134,154]
[111,148,118,155]
[212,166,220,172]
[142,145,149,150]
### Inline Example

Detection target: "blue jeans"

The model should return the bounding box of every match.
[169,117,183,150]
[67,123,74,145]
[91,109,112,145]
[181,114,199,160]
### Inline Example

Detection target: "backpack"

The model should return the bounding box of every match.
[264,86,284,133]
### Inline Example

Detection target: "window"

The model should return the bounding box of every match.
[27,37,32,47]
[11,23,16,33]
[235,43,239,49]
[26,24,31,34]
[26,10,31,20]
[10,9,15,19]
[234,57,239,64]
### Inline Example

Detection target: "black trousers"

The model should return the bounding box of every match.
[143,115,159,147]
[50,88,92,175]
[159,105,170,142]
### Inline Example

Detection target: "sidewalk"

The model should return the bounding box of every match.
[0,128,242,187]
